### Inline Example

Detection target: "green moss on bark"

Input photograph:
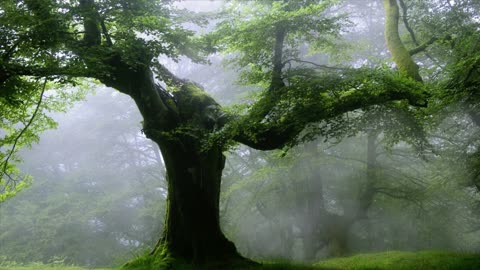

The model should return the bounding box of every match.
[383,0,422,82]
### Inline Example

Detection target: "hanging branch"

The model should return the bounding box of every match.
[0,77,48,191]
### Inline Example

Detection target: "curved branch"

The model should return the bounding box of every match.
[398,0,442,62]
[1,78,47,186]
[231,71,427,150]
[409,37,438,56]
[398,0,419,45]
[383,0,422,82]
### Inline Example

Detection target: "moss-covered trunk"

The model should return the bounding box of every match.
[152,139,240,264]
[98,61,251,268]
[383,0,422,82]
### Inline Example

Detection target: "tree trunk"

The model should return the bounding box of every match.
[151,138,241,264]
[99,62,252,268]
[383,0,423,82]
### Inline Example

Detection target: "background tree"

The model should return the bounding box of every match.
[0,89,165,267]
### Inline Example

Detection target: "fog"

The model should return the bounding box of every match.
[1,0,480,268]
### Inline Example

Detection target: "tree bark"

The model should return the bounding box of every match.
[93,53,249,266]
[383,0,423,82]
[151,138,242,264]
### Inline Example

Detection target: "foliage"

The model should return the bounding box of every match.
[0,90,165,267]
[0,79,87,202]
[211,0,347,86]
[211,67,428,152]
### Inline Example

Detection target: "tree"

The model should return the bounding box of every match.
[0,0,427,267]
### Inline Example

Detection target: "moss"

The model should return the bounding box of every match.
[119,247,192,270]
[176,83,217,115]
[383,0,422,82]
[172,82,222,130]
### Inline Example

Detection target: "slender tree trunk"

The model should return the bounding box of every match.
[356,131,378,218]
[297,142,324,261]
[383,0,422,82]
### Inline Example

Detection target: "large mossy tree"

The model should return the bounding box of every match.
[0,0,429,267]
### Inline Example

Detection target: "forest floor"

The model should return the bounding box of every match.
[1,251,480,270]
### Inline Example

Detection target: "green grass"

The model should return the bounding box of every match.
[1,251,479,270]
[315,250,480,270]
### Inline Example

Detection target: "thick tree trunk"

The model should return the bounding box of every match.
[151,138,241,264]
[99,61,252,267]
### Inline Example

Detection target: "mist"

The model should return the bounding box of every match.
[1,0,480,269]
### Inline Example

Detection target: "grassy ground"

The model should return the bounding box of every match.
[315,250,480,270]
[1,251,479,270]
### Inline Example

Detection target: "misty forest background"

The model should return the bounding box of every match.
[1,0,480,269]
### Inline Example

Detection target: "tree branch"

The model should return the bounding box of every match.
[283,58,350,70]
[270,24,286,91]
[398,0,442,62]
[100,18,113,46]
[231,70,427,150]
[0,63,92,84]
[409,37,438,55]
[398,0,419,45]
[1,77,47,189]
[373,186,423,206]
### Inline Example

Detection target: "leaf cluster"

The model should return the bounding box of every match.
[209,0,347,85]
